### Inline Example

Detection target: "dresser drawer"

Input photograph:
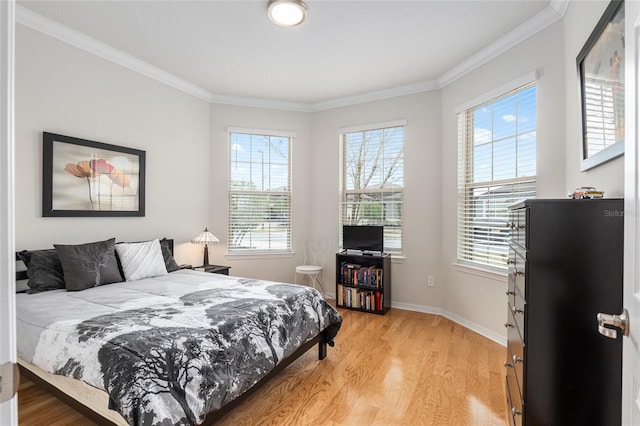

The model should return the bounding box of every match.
[515,208,527,248]
[508,244,526,296]
[509,208,527,249]
[509,295,525,338]
[506,360,524,426]
[513,250,526,300]
[506,337,524,400]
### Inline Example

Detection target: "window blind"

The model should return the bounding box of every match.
[340,124,404,253]
[457,82,536,269]
[228,132,291,254]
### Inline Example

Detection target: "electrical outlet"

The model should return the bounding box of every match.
[427,275,435,287]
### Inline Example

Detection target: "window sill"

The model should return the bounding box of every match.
[453,262,508,283]
[226,251,294,261]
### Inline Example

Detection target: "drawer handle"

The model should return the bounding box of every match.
[503,361,513,368]
[515,271,524,276]
[511,306,524,315]
[512,407,522,416]
[504,322,514,328]
[506,259,515,265]
[505,290,515,296]
[513,354,523,364]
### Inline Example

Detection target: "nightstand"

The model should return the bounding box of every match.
[194,264,231,275]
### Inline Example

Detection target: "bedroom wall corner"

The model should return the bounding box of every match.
[15,25,211,264]
[208,103,312,284]
[440,18,566,340]
[310,91,444,309]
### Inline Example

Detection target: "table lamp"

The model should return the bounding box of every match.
[191,228,219,266]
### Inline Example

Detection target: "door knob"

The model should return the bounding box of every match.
[597,308,629,339]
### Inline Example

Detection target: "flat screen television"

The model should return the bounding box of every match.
[343,225,384,253]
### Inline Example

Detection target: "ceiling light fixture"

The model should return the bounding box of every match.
[267,0,307,27]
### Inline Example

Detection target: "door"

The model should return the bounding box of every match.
[0,0,16,424]
[623,2,640,424]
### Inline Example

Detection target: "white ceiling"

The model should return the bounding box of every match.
[17,0,565,110]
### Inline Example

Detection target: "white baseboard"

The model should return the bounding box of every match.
[440,309,507,347]
[327,292,507,347]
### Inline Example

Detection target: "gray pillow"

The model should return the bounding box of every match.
[18,249,65,293]
[54,238,123,291]
[160,238,180,272]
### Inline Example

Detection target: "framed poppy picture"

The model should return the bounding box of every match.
[42,132,146,217]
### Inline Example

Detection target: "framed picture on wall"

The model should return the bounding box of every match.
[42,132,146,217]
[577,0,625,171]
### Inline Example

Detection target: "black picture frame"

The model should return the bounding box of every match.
[42,132,146,217]
[577,0,625,171]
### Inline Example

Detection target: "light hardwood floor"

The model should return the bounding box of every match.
[18,307,508,425]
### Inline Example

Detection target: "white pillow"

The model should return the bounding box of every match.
[115,239,168,281]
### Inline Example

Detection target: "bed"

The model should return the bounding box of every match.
[15,238,342,425]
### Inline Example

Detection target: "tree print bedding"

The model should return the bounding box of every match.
[16,269,342,425]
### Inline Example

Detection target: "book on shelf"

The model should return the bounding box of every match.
[337,284,383,312]
[339,262,383,288]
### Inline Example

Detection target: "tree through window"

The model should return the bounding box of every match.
[340,121,405,254]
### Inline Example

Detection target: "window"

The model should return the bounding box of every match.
[340,120,405,254]
[457,82,536,270]
[228,129,292,254]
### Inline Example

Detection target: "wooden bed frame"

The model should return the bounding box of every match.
[15,240,335,425]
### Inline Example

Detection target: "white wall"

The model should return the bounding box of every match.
[15,26,211,266]
[564,0,624,197]
[208,103,311,283]
[311,92,444,310]
[14,2,627,344]
[439,0,626,342]
[440,19,567,341]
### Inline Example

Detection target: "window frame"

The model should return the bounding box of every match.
[456,76,537,272]
[338,119,406,255]
[227,127,293,256]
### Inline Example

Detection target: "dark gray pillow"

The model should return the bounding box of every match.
[54,238,123,291]
[18,249,65,293]
[159,238,180,272]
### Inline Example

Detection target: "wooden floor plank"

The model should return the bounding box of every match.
[18,307,508,426]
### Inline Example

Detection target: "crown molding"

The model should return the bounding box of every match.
[16,2,570,112]
[437,1,569,88]
[550,0,570,16]
[15,6,214,103]
[212,78,440,113]
[308,79,440,112]
[210,93,312,113]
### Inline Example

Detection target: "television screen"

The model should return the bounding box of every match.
[343,225,384,253]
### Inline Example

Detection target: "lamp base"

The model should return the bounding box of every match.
[203,244,210,266]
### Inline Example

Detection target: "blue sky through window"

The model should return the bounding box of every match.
[472,85,536,183]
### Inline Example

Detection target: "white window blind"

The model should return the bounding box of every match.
[457,82,537,270]
[340,123,404,253]
[228,131,291,254]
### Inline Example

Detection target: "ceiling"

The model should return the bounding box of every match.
[17,1,566,110]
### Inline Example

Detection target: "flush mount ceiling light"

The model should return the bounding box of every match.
[267,0,307,27]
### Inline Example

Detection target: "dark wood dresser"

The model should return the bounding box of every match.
[505,199,623,426]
